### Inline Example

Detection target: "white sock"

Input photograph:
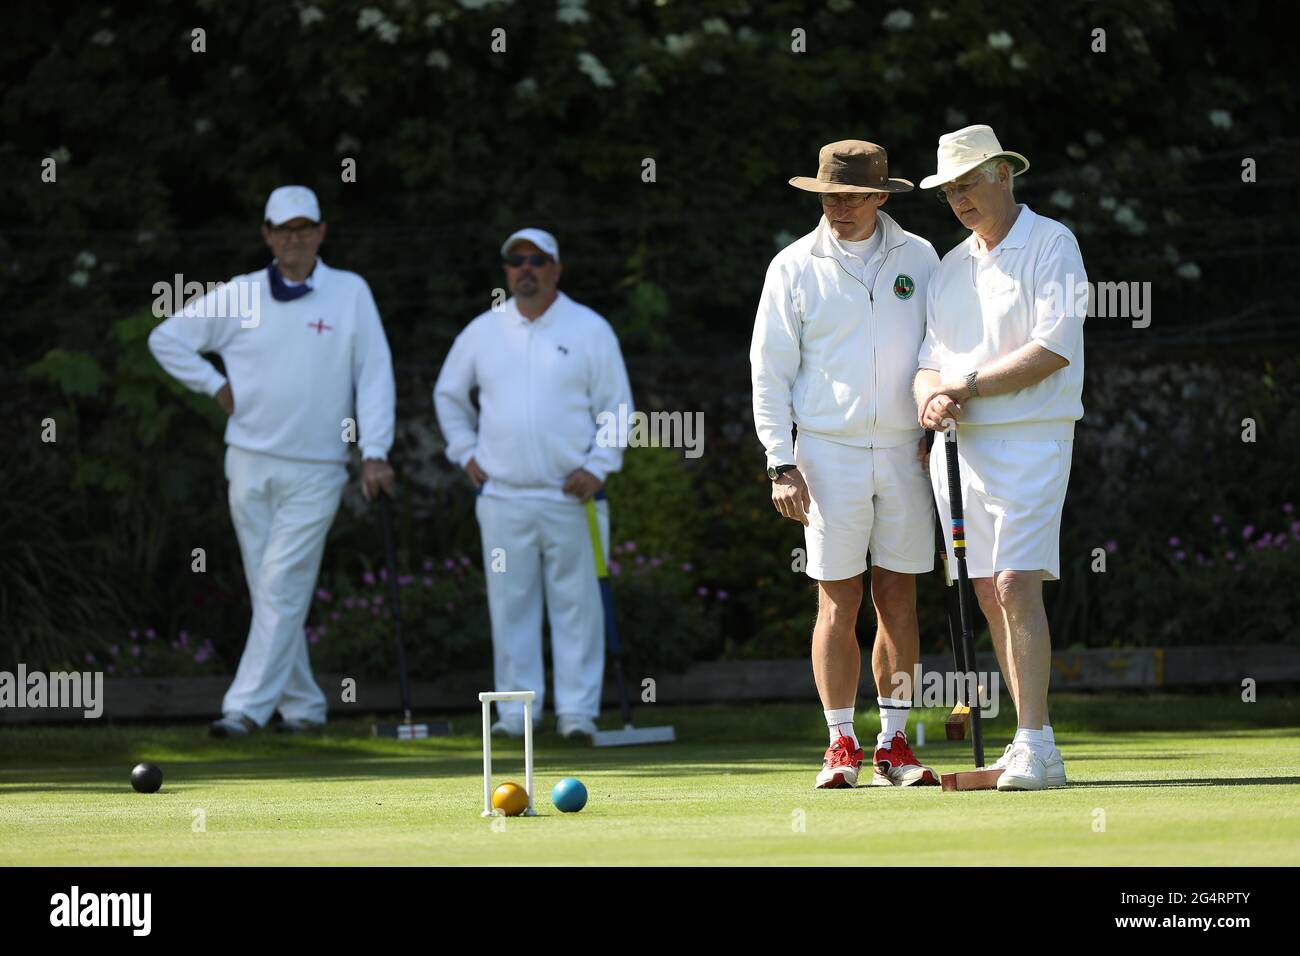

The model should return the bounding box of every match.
[1043,724,1056,749]
[1013,727,1051,760]
[876,696,912,750]
[824,707,858,748]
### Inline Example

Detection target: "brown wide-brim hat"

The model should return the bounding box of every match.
[789,140,914,194]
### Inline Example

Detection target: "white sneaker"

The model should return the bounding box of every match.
[557,715,597,740]
[996,743,1047,791]
[1044,748,1067,788]
[991,743,1015,769]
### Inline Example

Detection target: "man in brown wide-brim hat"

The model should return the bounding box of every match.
[750,140,942,789]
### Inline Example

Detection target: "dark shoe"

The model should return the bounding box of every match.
[275,718,325,735]
[210,713,259,738]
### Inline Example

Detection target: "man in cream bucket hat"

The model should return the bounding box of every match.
[913,125,1088,791]
[751,140,943,789]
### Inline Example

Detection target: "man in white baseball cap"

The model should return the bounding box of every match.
[434,228,633,740]
[751,140,943,789]
[913,125,1087,790]
[149,184,397,737]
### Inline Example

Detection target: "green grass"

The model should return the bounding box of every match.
[2,695,1299,865]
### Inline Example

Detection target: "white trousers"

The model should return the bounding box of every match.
[222,445,346,725]
[475,494,609,723]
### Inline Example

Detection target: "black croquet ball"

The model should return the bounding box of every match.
[131,762,163,793]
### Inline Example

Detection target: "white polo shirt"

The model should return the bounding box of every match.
[918,204,1086,440]
[433,291,633,502]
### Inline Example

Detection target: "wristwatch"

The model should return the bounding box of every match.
[767,463,798,480]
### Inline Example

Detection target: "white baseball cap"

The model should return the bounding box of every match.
[264,185,322,225]
[500,228,559,262]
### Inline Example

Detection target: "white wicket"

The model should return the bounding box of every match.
[478,690,536,817]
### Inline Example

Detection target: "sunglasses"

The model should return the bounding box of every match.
[502,253,554,267]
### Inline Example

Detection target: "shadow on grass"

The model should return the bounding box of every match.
[1068,776,1300,789]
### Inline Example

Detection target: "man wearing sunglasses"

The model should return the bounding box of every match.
[750,141,941,789]
[148,185,397,737]
[434,228,633,741]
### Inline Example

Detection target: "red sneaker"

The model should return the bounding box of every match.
[816,734,864,789]
[871,731,939,787]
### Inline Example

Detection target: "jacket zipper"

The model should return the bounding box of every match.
[825,243,897,446]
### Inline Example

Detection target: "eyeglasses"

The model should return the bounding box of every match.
[819,193,873,208]
[268,222,320,237]
[502,253,554,267]
[937,174,985,205]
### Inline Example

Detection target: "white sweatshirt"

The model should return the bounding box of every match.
[147,259,396,463]
[750,211,940,469]
[433,291,633,502]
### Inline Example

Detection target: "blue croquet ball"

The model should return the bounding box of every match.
[551,777,588,813]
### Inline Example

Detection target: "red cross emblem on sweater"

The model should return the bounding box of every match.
[307,319,333,335]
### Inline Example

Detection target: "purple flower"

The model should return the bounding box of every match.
[717,590,730,600]
[1211,514,1222,525]
[423,576,434,587]
[331,611,341,621]
[650,557,662,568]
[444,559,456,570]
[1242,525,1255,539]
[624,541,637,553]
[1104,540,1118,554]
[106,664,116,674]
[194,648,210,662]
[363,572,376,585]
[379,568,389,582]
[1174,550,1186,561]
[170,640,180,650]
[681,562,694,572]
[1168,536,1180,547]
[179,632,189,648]
[446,602,457,612]
[635,555,645,565]
[1225,550,1236,561]
[373,595,384,606]
[131,644,141,657]
[1285,503,1294,514]
[344,596,357,608]
[144,628,156,639]
[422,559,434,571]
[697,586,709,597]
[371,607,381,616]
[84,653,95,663]
[609,560,621,577]
[129,629,139,639]
[460,556,471,566]
[315,588,332,602]
[308,633,319,645]
[398,575,414,586]
[109,644,120,656]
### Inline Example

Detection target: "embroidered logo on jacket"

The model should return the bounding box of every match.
[893,274,915,300]
[307,319,333,335]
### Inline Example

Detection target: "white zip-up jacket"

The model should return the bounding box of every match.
[750,211,940,467]
[433,291,633,502]
[147,259,396,463]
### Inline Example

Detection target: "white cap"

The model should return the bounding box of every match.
[500,228,559,262]
[264,185,322,225]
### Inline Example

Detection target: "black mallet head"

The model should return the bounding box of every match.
[130,762,162,793]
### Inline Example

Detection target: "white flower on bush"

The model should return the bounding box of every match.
[1049,189,1074,210]
[299,5,324,26]
[1084,129,1105,147]
[945,107,966,127]
[357,8,384,30]
[987,31,1014,51]
[69,271,90,288]
[425,13,444,30]
[701,17,730,35]
[882,9,914,31]
[1114,205,1146,234]
[665,33,697,56]
[1176,262,1202,281]
[1098,195,1117,211]
[91,29,115,46]
[883,66,904,84]
[426,50,451,70]
[774,230,797,249]
[577,51,614,88]
[75,250,97,270]
[336,133,361,154]
[1009,52,1028,71]
[558,0,589,25]
[1066,143,1086,160]
[358,7,400,42]
[515,77,539,98]
[194,117,212,134]
[1208,109,1233,130]
[340,85,367,107]
[827,0,854,11]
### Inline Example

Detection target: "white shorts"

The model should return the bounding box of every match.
[795,433,934,581]
[930,435,1073,581]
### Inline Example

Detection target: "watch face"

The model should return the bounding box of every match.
[767,466,778,480]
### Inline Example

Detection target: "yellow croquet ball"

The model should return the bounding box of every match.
[492,781,529,816]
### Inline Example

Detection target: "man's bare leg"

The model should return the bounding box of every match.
[994,570,1050,730]
[869,568,919,707]
[812,576,864,710]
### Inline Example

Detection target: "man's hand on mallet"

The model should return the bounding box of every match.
[361,459,396,501]
[214,382,235,416]
[771,467,812,527]
[562,467,603,503]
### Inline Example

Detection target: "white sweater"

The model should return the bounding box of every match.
[750,211,940,468]
[147,259,396,463]
[433,291,633,502]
